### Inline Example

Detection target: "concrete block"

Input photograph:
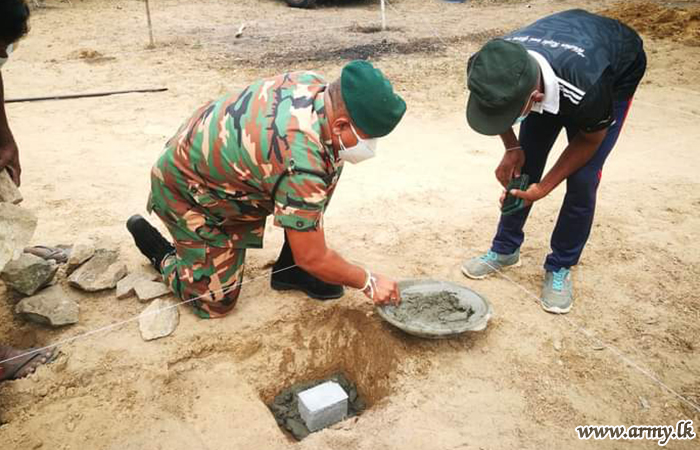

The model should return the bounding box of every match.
[297,381,348,432]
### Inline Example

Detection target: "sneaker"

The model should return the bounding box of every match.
[126,214,175,272]
[541,268,573,314]
[270,235,344,301]
[461,249,521,280]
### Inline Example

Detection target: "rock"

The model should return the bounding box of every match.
[347,387,358,403]
[271,403,289,417]
[0,204,37,272]
[68,249,127,292]
[553,339,563,352]
[639,396,650,410]
[139,298,179,341]
[52,355,69,373]
[66,238,95,274]
[134,280,170,302]
[116,272,159,299]
[0,169,22,204]
[1,253,58,296]
[15,285,79,326]
[36,385,49,397]
[285,418,309,440]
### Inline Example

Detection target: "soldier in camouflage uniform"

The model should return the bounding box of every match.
[127,60,406,319]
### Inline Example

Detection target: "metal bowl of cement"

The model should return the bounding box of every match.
[376,279,493,339]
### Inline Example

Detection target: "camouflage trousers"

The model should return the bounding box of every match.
[158,244,246,319]
[149,180,250,320]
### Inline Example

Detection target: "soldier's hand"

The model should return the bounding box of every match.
[495,147,525,188]
[363,272,400,306]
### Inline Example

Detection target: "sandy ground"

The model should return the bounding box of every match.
[1,0,700,448]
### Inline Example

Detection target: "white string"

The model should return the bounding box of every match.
[0,263,299,366]
[483,260,700,414]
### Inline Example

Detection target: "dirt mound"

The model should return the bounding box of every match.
[601,1,700,46]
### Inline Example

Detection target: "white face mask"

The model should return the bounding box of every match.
[338,124,378,164]
[513,90,537,126]
[0,44,14,69]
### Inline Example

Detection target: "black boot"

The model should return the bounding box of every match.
[271,233,344,301]
[126,214,175,272]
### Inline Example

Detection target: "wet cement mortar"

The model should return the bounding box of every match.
[393,291,474,326]
[269,373,365,441]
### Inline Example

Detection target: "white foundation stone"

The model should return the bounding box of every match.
[297,381,348,432]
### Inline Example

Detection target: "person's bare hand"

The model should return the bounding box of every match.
[0,139,21,186]
[509,182,548,207]
[495,148,525,188]
[363,272,400,306]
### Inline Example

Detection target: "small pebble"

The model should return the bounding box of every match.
[640,396,651,410]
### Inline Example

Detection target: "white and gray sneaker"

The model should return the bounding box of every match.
[461,249,521,280]
[541,268,573,314]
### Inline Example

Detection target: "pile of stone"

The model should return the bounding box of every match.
[0,236,132,327]
[0,171,79,327]
[2,253,77,327]
[0,171,178,340]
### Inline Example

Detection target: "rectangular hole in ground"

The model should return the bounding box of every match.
[235,306,430,440]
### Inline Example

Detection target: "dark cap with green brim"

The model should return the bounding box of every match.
[466,39,539,136]
[341,60,407,138]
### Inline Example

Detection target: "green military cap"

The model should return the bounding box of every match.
[341,60,407,138]
[466,39,539,136]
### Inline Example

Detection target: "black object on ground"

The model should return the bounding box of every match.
[5,88,168,104]
[268,373,365,441]
[286,0,316,8]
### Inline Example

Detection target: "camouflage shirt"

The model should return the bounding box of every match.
[148,71,343,249]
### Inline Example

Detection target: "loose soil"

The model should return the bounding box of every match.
[269,373,365,441]
[602,1,700,46]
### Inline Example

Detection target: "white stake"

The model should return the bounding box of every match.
[381,0,386,31]
[145,0,155,48]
